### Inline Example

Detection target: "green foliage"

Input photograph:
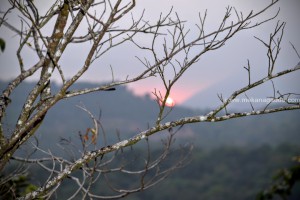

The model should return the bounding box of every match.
[23,184,39,197]
[0,174,28,199]
[0,165,42,200]
[0,38,5,52]
[257,158,300,200]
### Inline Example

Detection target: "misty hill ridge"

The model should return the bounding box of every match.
[1,80,299,151]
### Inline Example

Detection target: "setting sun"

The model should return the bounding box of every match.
[165,97,175,107]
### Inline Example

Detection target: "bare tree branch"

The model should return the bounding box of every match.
[0,0,299,199]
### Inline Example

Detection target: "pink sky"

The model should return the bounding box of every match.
[128,78,211,104]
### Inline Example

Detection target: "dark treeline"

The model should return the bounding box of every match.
[2,143,299,199]
[126,144,300,200]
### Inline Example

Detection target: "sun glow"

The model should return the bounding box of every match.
[165,97,175,107]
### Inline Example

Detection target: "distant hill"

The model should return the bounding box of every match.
[181,69,300,111]
[1,80,300,153]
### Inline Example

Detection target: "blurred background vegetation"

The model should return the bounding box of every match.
[0,80,299,199]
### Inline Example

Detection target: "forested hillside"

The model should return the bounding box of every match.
[1,80,299,199]
[3,144,299,199]
[1,80,299,151]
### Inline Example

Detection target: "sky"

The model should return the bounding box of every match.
[0,0,299,109]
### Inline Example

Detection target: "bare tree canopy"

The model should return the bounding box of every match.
[0,0,299,199]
